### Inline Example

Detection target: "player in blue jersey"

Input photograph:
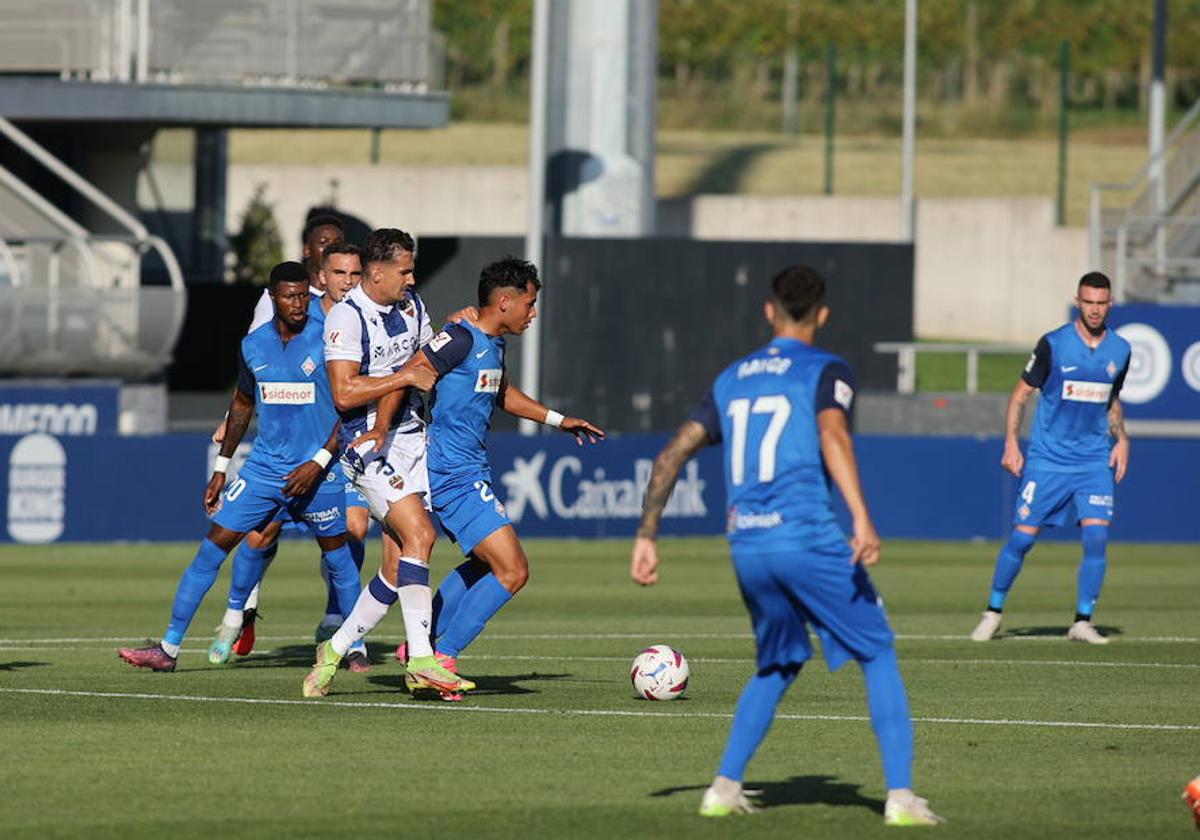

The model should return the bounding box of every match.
[118,262,363,672]
[970,272,1131,645]
[215,216,347,659]
[630,265,942,826]
[385,256,604,693]
[215,243,376,670]
[303,229,477,699]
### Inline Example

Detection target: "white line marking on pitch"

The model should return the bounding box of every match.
[2,632,1197,644]
[1,648,1195,672]
[0,686,1194,732]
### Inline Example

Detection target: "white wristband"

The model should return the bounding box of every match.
[213,455,231,474]
[544,410,564,428]
[310,448,334,469]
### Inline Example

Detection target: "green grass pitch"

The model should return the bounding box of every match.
[1,538,1196,838]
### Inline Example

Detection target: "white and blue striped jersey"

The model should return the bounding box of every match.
[322,284,432,447]
[1022,322,1131,470]
[690,336,855,551]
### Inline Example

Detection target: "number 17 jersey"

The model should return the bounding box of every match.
[690,336,856,551]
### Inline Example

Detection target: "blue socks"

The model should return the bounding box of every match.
[860,647,914,791]
[716,665,800,781]
[1076,524,1108,618]
[227,542,275,611]
[323,536,365,615]
[987,530,1037,611]
[436,573,512,657]
[432,559,491,639]
[322,544,363,618]
[164,538,228,646]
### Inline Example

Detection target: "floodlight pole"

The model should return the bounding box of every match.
[1150,0,1167,277]
[900,0,917,242]
[520,0,550,435]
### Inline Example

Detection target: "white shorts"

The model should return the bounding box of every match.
[339,427,430,523]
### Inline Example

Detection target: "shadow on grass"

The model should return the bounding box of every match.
[1003,625,1123,639]
[0,661,49,672]
[365,670,572,697]
[650,774,883,815]
[682,143,778,194]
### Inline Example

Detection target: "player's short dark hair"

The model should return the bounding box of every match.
[269,260,309,287]
[302,214,344,245]
[478,255,540,307]
[1078,271,1112,292]
[363,228,416,266]
[322,242,363,264]
[769,264,826,322]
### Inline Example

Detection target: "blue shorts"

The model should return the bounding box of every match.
[213,463,346,537]
[1014,464,1114,527]
[431,474,510,556]
[731,546,895,672]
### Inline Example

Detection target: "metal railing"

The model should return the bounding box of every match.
[0,0,440,90]
[1090,96,1200,299]
[1113,215,1200,303]
[0,116,186,377]
[873,342,1030,394]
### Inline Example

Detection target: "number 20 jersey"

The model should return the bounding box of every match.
[691,336,855,552]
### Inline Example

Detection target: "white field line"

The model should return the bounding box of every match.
[1,632,1198,644]
[4,647,1195,671]
[0,686,1195,732]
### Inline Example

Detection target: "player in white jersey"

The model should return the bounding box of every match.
[303,228,472,698]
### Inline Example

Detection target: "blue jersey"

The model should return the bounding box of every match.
[421,322,506,484]
[691,336,855,551]
[237,316,339,482]
[1022,322,1130,471]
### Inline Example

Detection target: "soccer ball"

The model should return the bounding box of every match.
[630,644,689,701]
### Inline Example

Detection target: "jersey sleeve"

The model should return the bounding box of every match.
[1111,356,1131,400]
[414,292,434,346]
[235,344,256,398]
[816,361,856,418]
[323,304,363,363]
[247,289,274,334]
[420,323,474,375]
[1021,336,1052,388]
[687,389,723,444]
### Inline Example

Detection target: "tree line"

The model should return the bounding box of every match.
[436,0,1200,116]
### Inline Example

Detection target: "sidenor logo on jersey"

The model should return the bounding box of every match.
[259,382,315,404]
[475,369,502,394]
[1061,380,1111,403]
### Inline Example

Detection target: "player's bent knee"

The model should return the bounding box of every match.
[493,560,529,594]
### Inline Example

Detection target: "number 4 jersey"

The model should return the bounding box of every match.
[690,336,855,551]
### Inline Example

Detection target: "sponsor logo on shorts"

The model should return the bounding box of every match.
[389,474,405,490]
[259,382,315,404]
[494,499,506,516]
[475,368,502,394]
[1087,494,1114,507]
[1061,380,1111,403]
[726,507,783,532]
[1018,504,1031,520]
[303,506,342,527]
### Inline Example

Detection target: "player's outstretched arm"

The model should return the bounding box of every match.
[631,420,710,585]
[818,407,880,566]
[1109,397,1130,482]
[327,358,436,413]
[206,387,255,514]
[1001,379,1036,477]
[498,376,605,444]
